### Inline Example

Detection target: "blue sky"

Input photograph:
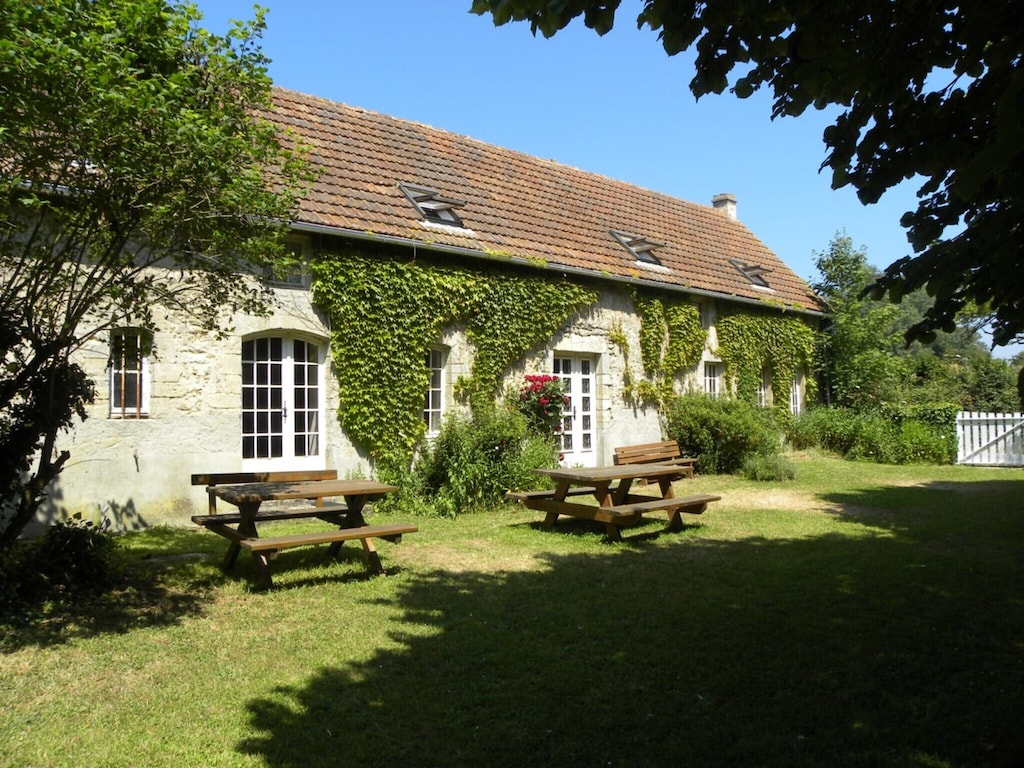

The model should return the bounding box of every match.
[194,1,1017,358]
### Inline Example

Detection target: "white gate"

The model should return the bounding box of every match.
[956,411,1024,467]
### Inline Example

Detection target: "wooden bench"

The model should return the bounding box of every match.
[241,523,417,553]
[505,487,597,503]
[190,470,348,525]
[606,495,720,520]
[614,440,696,478]
[241,522,419,588]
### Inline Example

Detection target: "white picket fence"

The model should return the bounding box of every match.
[956,411,1024,466]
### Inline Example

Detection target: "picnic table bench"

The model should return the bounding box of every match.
[190,470,415,589]
[614,439,696,478]
[507,463,719,541]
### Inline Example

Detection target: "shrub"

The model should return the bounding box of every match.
[786,404,957,465]
[663,394,782,474]
[412,408,558,517]
[740,453,797,482]
[0,514,122,615]
[512,374,569,435]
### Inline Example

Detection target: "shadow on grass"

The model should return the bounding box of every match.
[521,515,709,543]
[0,526,222,652]
[236,483,1024,768]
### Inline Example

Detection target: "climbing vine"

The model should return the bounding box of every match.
[311,247,596,477]
[715,311,817,408]
[629,289,707,404]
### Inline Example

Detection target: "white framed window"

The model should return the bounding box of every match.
[704,362,723,398]
[263,239,310,289]
[424,347,447,435]
[757,368,770,407]
[109,329,151,418]
[790,375,802,415]
[241,336,324,469]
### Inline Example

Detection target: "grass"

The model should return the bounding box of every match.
[2,452,1023,767]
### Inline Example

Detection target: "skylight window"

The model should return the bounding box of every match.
[610,229,665,265]
[400,183,465,227]
[729,258,772,288]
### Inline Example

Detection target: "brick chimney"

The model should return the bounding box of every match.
[712,193,737,220]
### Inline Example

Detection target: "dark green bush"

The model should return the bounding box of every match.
[0,514,122,615]
[412,408,558,517]
[663,394,782,474]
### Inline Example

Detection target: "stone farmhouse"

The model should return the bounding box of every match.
[51,87,827,530]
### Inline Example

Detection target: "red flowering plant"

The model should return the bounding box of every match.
[515,374,569,435]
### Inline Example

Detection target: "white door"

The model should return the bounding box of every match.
[554,354,597,467]
[241,336,325,470]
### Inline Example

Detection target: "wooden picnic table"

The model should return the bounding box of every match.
[507,464,720,541]
[194,478,415,589]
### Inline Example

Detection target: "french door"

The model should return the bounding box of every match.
[554,354,597,467]
[241,336,324,470]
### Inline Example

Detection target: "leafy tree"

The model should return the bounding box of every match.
[0,1,311,547]
[471,0,1024,347]
[813,233,1021,410]
[812,234,906,408]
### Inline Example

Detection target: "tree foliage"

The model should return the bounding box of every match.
[813,233,1021,410]
[0,1,311,547]
[471,0,1024,347]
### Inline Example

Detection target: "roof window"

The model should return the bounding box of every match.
[400,183,465,227]
[729,258,772,288]
[610,229,665,266]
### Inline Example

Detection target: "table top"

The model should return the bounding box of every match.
[210,478,397,504]
[532,464,688,484]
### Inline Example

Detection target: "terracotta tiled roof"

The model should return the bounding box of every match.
[269,88,827,316]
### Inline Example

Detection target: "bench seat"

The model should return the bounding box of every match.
[239,522,418,552]
[190,501,348,527]
[611,493,721,516]
[504,487,597,502]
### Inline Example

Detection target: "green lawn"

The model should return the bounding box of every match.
[2,453,1023,767]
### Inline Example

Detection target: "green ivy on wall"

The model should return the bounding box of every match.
[715,310,817,408]
[311,246,597,477]
[628,289,707,404]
